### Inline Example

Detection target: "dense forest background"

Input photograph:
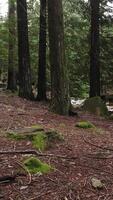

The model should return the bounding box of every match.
[0,0,113,99]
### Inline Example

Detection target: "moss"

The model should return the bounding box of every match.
[46,130,64,142]
[32,132,47,151]
[7,132,26,140]
[7,128,64,151]
[76,121,95,129]
[24,157,53,174]
[83,96,108,116]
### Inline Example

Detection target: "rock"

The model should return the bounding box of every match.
[83,96,108,116]
[15,125,44,134]
[7,127,64,151]
[7,125,44,138]
[91,178,103,189]
[46,131,64,142]
[7,125,45,141]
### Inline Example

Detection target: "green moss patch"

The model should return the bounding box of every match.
[32,132,47,151]
[76,121,95,129]
[24,157,53,174]
[83,96,108,116]
[32,131,64,151]
[7,127,64,151]
[7,132,26,140]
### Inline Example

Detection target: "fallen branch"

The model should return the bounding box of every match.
[0,149,78,160]
[0,149,113,161]
[14,160,32,185]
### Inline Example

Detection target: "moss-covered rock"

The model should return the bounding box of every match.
[7,127,64,151]
[7,132,26,140]
[32,131,64,151]
[76,121,95,129]
[83,96,108,116]
[17,125,44,134]
[46,130,64,142]
[24,157,53,174]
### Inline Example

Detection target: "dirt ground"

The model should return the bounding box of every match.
[0,91,113,200]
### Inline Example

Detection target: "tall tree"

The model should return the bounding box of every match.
[17,0,32,99]
[89,0,100,97]
[37,0,47,101]
[7,0,17,91]
[48,0,69,115]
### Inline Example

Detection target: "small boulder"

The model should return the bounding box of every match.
[83,96,108,116]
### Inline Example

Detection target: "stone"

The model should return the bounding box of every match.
[91,178,103,189]
[83,96,108,116]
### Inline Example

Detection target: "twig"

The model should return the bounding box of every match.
[14,160,32,185]
[76,163,113,176]
[0,149,78,160]
[0,149,113,161]
[82,134,113,152]
[27,191,51,200]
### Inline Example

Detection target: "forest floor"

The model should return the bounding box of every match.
[0,91,113,200]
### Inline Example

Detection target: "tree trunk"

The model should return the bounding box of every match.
[37,0,47,101]
[7,0,17,91]
[48,0,69,115]
[17,0,33,99]
[90,0,100,97]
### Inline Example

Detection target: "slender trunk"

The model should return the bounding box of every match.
[37,0,47,101]
[7,0,17,91]
[90,0,100,97]
[48,0,69,115]
[17,0,33,99]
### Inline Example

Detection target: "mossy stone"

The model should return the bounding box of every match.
[7,128,64,151]
[24,157,53,174]
[46,131,64,142]
[83,96,108,116]
[7,132,26,140]
[76,121,95,129]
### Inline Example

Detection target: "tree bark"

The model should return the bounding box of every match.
[17,0,33,99]
[7,0,17,91]
[37,0,47,101]
[90,0,100,97]
[48,0,69,115]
